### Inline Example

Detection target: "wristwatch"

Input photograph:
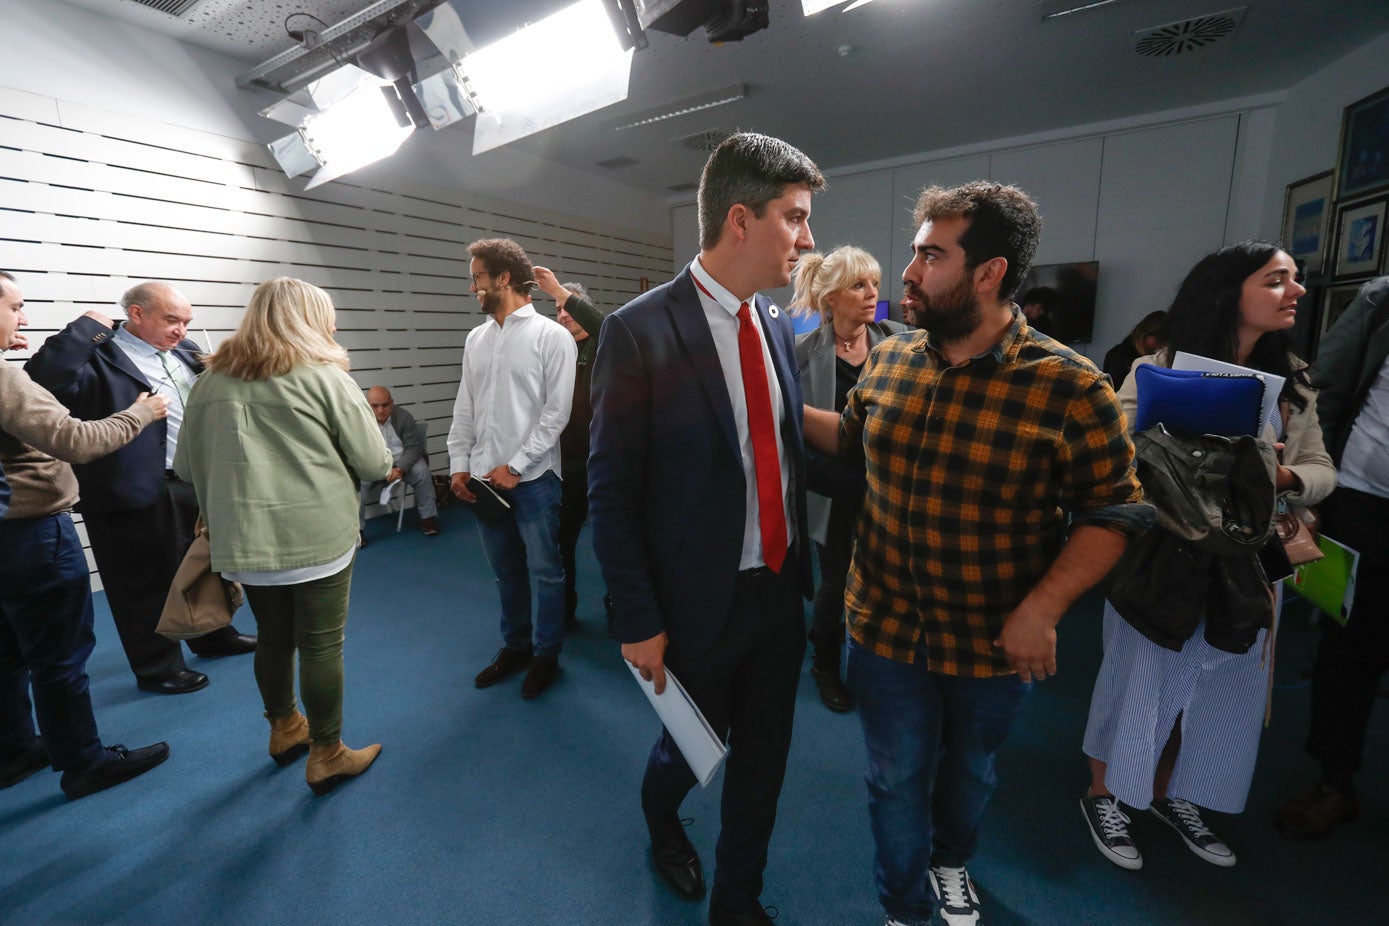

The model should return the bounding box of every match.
[507,464,522,477]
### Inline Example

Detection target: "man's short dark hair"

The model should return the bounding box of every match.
[697,133,826,250]
[913,182,1042,300]
[0,270,15,284]
[468,238,534,294]
[1018,286,1058,313]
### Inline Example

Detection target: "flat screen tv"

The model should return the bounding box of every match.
[1015,261,1099,344]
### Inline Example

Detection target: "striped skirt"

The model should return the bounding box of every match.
[1082,600,1274,814]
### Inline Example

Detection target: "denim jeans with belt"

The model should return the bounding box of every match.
[475,470,566,659]
[847,637,1031,926]
[0,513,105,772]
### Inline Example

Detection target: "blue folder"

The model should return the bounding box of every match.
[1133,364,1265,437]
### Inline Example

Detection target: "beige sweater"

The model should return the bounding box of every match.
[0,360,155,519]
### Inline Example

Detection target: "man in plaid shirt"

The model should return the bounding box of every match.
[805,182,1150,926]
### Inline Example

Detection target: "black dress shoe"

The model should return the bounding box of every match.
[0,739,50,788]
[647,813,705,900]
[708,902,777,925]
[189,628,257,658]
[520,655,560,699]
[60,742,170,800]
[474,647,533,688]
[137,668,209,695]
[810,658,855,713]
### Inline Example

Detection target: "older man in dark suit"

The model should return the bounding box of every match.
[589,133,823,926]
[26,282,254,695]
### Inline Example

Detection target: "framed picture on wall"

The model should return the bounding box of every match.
[1331,195,1388,280]
[1319,282,1363,348]
[1281,170,1333,275]
[1334,85,1389,201]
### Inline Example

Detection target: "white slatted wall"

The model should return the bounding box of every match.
[0,85,673,586]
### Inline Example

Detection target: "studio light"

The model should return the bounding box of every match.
[803,0,884,14]
[456,0,634,155]
[263,64,415,190]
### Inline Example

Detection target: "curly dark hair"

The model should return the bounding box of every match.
[913,181,1042,300]
[468,238,534,294]
[1162,240,1308,412]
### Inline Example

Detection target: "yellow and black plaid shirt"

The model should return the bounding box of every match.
[839,313,1146,677]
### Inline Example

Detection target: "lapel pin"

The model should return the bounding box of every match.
[768,305,779,319]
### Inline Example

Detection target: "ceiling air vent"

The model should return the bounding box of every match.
[678,130,729,153]
[596,156,640,170]
[1134,7,1245,57]
[127,0,204,15]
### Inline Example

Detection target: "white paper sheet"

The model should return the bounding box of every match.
[378,478,403,507]
[627,663,728,788]
[1171,351,1285,436]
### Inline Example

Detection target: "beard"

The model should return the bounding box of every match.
[478,289,503,316]
[910,274,981,342]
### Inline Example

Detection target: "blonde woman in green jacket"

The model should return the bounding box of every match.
[174,277,392,795]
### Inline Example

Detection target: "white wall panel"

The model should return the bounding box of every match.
[989,139,1103,265]
[1,84,672,583]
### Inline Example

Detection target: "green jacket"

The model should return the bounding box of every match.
[174,362,391,573]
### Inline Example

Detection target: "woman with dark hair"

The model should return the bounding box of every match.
[1101,310,1169,388]
[790,246,905,712]
[1079,241,1336,870]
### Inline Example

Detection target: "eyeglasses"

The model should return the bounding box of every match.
[466,271,493,284]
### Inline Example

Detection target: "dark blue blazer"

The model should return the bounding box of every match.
[588,266,813,659]
[25,315,202,515]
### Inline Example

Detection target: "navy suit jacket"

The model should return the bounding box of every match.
[26,315,202,515]
[589,266,813,660]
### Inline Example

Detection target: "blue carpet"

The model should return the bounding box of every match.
[2,505,1386,925]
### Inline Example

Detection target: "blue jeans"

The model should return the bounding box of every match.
[0,513,104,773]
[847,638,1031,926]
[474,470,566,659]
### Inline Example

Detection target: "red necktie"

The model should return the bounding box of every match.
[735,302,788,574]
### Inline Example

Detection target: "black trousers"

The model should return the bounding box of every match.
[640,561,805,912]
[809,496,859,655]
[1306,486,1389,776]
[81,477,242,681]
[558,469,589,620]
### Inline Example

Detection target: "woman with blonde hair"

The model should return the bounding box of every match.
[791,246,906,712]
[175,277,392,795]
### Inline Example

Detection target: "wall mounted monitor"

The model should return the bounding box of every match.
[1015,261,1099,344]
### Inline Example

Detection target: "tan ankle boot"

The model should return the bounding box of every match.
[266,711,311,766]
[306,740,381,795]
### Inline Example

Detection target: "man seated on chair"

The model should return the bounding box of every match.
[360,386,439,542]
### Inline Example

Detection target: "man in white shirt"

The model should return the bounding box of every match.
[25,282,255,695]
[360,386,439,542]
[1279,274,1389,838]
[448,238,576,700]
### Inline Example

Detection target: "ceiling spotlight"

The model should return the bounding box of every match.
[263,65,415,190]
[459,0,634,155]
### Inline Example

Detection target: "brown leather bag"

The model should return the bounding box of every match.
[1274,506,1324,567]
[156,520,243,640]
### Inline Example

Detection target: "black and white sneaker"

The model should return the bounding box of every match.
[1080,793,1143,870]
[1150,797,1236,867]
[929,865,980,926]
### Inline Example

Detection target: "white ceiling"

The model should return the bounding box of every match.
[55,0,1389,195]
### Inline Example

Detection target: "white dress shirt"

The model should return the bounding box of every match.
[380,420,405,463]
[688,257,792,571]
[447,302,577,481]
[1338,355,1389,498]
[112,325,196,468]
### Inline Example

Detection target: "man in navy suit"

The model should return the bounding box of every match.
[589,133,823,926]
[26,282,254,694]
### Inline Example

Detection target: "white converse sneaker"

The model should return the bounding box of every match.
[929,865,980,926]
[1080,793,1143,870]
[1150,797,1236,867]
